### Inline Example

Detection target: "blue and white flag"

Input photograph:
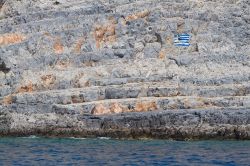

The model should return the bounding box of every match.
[174,34,191,47]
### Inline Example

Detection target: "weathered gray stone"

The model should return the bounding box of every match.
[1,109,250,140]
[0,0,250,139]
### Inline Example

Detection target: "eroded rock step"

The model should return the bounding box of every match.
[2,57,250,98]
[1,13,111,34]
[0,0,202,29]
[15,57,250,91]
[11,58,169,90]
[1,108,250,139]
[0,3,110,30]
[169,54,250,67]
[2,39,249,72]
[3,79,250,113]
[3,68,250,98]
[52,95,250,115]
[1,1,238,36]
[3,95,250,114]
[10,81,250,105]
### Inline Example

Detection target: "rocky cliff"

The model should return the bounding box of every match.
[0,0,250,139]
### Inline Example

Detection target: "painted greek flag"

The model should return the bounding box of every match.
[174,34,191,47]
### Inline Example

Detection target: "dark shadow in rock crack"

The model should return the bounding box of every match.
[0,61,10,74]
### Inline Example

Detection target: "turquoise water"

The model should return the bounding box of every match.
[0,137,249,166]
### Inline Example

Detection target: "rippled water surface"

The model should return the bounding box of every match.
[0,137,249,165]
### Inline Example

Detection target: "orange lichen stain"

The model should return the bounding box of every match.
[92,103,131,115]
[0,33,26,46]
[125,10,150,22]
[53,38,64,54]
[110,103,124,114]
[134,101,158,112]
[92,101,158,115]
[41,74,56,87]
[91,104,111,115]
[17,81,34,93]
[2,95,13,105]
[74,37,85,54]
[94,25,104,48]
[94,17,117,49]
[159,49,166,59]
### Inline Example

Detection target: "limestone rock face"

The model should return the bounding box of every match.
[0,0,250,139]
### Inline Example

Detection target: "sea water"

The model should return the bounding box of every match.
[0,137,249,165]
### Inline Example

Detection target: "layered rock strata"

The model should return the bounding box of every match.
[0,0,250,139]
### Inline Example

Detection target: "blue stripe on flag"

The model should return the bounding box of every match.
[174,43,190,46]
[178,40,189,42]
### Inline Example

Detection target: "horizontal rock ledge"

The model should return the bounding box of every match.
[0,108,250,140]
